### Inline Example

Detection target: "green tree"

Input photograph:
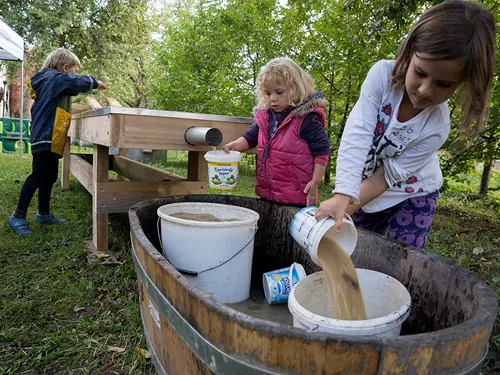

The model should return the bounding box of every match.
[149,0,498,193]
[0,0,155,107]
[148,0,284,116]
[440,0,500,196]
[281,0,423,183]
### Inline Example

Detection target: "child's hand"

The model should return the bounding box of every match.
[303,180,319,206]
[97,81,107,90]
[221,142,234,154]
[315,194,351,232]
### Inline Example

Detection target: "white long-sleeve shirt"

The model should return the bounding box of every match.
[333,60,450,213]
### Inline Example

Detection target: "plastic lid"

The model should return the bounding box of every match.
[204,150,242,163]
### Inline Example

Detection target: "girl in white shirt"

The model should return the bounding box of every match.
[315,0,495,248]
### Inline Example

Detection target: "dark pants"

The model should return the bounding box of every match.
[352,190,440,249]
[16,152,60,214]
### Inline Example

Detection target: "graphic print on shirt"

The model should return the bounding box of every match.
[363,100,421,193]
[364,102,396,177]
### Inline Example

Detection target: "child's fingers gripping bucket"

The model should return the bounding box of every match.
[204,150,242,190]
[290,206,357,264]
[288,269,412,336]
[157,202,259,303]
[262,263,306,304]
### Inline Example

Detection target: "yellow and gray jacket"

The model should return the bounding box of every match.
[27,68,98,156]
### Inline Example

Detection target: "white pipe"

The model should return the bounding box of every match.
[19,59,23,158]
[184,127,223,147]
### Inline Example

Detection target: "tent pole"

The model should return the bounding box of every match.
[19,60,23,158]
[2,80,6,117]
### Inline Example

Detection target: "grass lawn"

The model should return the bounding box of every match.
[0,151,498,374]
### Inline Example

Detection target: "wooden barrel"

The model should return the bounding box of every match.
[129,195,497,375]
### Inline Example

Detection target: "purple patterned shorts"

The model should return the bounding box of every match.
[351,190,439,249]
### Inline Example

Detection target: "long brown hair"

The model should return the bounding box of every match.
[392,0,496,135]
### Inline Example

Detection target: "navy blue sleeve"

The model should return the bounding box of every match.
[242,121,259,148]
[54,73,98,97]
[300,113,330,156]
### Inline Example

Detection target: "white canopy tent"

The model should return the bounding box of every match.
[0,17,25,157]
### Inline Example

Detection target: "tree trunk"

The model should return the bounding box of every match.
[324,154,332,185]
[324,78,334,185]
[337,75,352,143]
[479,159,493,195]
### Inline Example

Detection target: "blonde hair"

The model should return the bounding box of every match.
[43,48,81,71]
[391,0,496,136]
[254,58,315,111]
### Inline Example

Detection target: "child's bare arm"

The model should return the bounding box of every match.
[345,165,388,215]
[315,164,388,231]
[222,137,252,153]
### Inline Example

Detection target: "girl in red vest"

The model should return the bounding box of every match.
[223,58,330,206]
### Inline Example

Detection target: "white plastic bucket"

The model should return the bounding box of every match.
[288,269,412,337]
[262,263,306,304]
[290,206,357,264]
[157,202,259,303]
[204,150,242,190]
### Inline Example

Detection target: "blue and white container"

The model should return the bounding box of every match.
[290,206,357,265]
[263,263,306,304]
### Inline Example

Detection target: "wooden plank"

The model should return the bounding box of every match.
[107,98,122,107]
[68,115,113,146]
[111,156,184,182]
[117,148,128,181]
[110,114,126,149]
[71,103,91,114]
[95,180,206,213]
[93,144,109,251]
[138,280,213,374]
[69,154,93,193]
[122,115,250,150]
[187,151,207,182]
[86,96,103,109]
[70,112,251,150]
[61,137,71,190]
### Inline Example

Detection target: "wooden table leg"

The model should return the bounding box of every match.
[118,148,127,181]
[187,151,207,182]
[61,137,71,190]
[93,144,109,251]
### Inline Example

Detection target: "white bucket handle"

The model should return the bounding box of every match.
[157,217,167,254]
[157,217,258,276]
